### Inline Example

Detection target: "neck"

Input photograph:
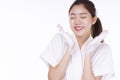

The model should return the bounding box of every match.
[76,33,90,48]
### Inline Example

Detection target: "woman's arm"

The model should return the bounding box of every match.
[48,48,71,80]
[81,31,109,80]
[82,53,102,80]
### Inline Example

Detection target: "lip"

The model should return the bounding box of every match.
[74,26,84,31]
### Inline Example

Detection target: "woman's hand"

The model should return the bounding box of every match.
[82,31,108,80]
[57,24,75,54]
[48,24,74,80]
[86,30,109,54]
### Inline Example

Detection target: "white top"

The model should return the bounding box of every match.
[41,33,114,80]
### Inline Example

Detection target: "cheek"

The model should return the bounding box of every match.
[69,20,74,27]
[69,21,74,31]
[84,19,93,26]
[82,19,93,31]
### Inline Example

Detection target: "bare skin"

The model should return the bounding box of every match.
[48,4,103,80]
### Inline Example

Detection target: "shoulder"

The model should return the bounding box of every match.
[94,43,112,56]
[92,43,113,64]
[92,43,114,78]
[98,43,111,52]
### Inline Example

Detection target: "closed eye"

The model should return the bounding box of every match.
[70,17,75,19]
[81,16,86,19]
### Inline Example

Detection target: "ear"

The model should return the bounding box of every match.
[92,16,97,25]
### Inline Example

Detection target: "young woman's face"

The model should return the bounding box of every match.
[69,4,97,37]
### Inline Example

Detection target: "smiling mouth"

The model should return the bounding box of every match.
[74,26,84,31]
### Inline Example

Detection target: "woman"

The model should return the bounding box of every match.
[41,0,114,80]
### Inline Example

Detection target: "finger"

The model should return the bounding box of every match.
[57,24,65,33]
[57,24,71,42]
[57,24,75,49]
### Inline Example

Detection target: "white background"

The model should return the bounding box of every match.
[0,0,120,80]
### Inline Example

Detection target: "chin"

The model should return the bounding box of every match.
[73,31,84,37]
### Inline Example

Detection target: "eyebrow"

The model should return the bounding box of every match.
[70,13,88,16]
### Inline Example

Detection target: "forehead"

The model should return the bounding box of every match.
[69,4,90,15]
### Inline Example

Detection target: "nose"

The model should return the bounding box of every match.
[75,17,81,25]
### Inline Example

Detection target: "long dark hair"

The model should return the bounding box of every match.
[69,0,103,38]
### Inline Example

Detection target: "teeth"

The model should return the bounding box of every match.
[76,27,81,29]
[75,26,83,30]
